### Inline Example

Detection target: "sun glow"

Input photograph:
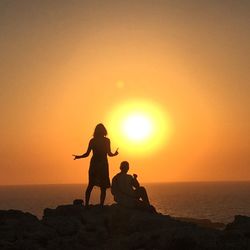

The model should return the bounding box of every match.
[106,100,172,155]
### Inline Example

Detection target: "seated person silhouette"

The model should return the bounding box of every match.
[111,161,153,210]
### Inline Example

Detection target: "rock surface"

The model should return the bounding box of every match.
[0,202,250,250]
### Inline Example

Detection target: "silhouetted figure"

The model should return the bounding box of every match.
[111,161,153,211]
[73,123,118,206]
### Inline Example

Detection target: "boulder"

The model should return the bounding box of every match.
[0,201,250,249]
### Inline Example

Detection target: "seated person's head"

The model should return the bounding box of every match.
[120,161,129,173]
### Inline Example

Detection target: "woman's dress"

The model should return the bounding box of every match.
[88,137,111,188]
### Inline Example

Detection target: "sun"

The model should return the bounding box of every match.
[106,100,172,155]
[122,113,153,142]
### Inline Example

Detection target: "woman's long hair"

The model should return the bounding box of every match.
[93,123,107,138]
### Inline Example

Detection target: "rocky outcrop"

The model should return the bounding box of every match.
[0,201,249,250]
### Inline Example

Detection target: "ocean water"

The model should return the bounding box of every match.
[0,182,250,224]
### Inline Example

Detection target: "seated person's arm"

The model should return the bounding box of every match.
[132,174,140,190]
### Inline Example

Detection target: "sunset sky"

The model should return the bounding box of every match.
[0,0,249,185]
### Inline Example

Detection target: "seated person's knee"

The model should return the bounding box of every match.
[138,186,146,192]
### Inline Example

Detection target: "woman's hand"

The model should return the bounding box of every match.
[72,154,80,160]
[114,148,119,156]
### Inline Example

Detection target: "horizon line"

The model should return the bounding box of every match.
[1,180,250,187]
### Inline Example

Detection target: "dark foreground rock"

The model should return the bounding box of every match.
[0,202,250,250]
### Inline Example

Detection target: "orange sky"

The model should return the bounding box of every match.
[0,0,249,185]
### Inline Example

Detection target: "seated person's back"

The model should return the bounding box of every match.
[111,161,150,208]
[112,170,139,198]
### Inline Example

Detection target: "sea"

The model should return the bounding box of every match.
[0,182,250,224]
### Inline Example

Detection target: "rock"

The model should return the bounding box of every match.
[225,215,250,239]
[0,209,49,250]
[175,217,225,230]
[73,199,84,206]
[0,201,250,249]
[43,204,85,219]
[220,215,250,249]
[226,215,250,232]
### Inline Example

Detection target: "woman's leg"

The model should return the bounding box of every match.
[100,187,106,206]
[85,184,94,206]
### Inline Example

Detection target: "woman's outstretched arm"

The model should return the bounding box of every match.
[107,139,119,157]
[73,140,92,160]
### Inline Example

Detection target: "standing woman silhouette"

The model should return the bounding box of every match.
[73,123,118,206]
